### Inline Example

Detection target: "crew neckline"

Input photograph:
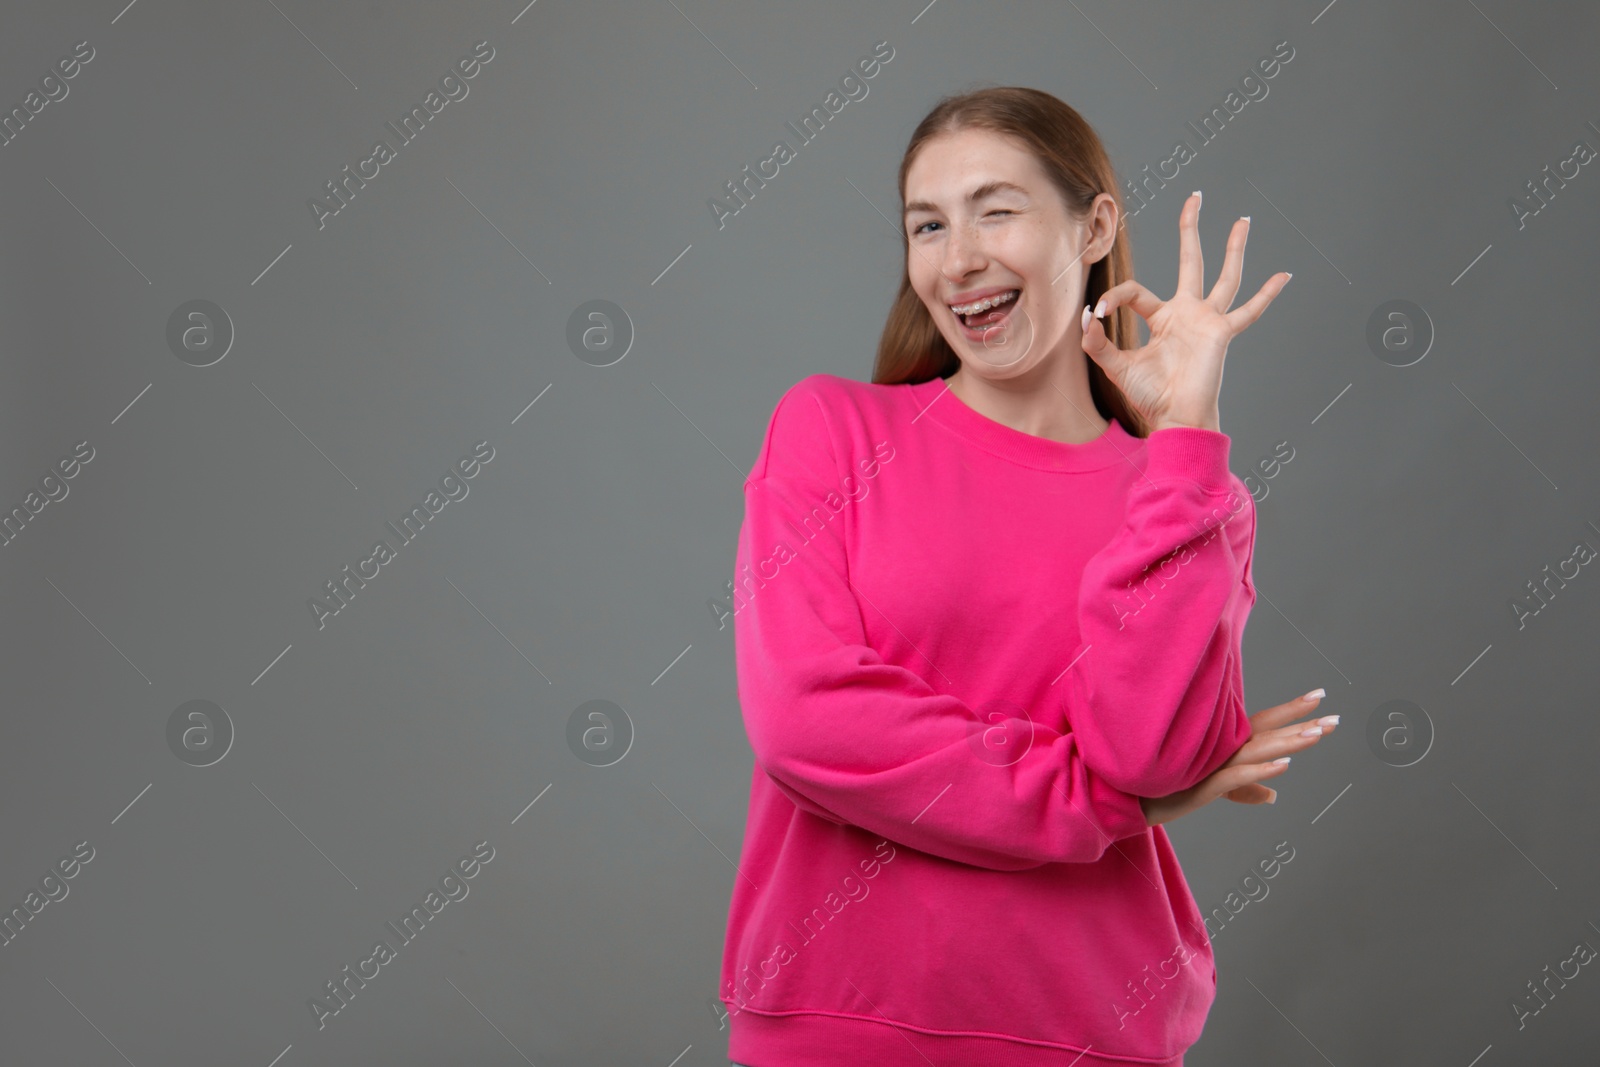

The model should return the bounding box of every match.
[908,376,1139,472]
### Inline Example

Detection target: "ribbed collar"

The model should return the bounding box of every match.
[908,376,1139,473]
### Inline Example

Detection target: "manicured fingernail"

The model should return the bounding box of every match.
[1093,299,1106,319]
[1081,304,1091,331]
[1240,215,1251,223]
[1272,756,1291,764]
[1301,688,1325,702]
[1317,715,1340,726]
[1299,726,1323,738]
[1193,190,1202,207]
[1266,790,1277,804]
[1284,272,1293,281]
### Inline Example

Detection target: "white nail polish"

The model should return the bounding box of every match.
[1301,688,1325,702]
[1317,715,1340,726]
[1240,215,1251,222]
[1272,756,1291,764]
[1299,726,1323,738]
[1193,190,1202,207]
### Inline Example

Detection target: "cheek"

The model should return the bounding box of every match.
[1027,292,1072,342]
[907,271,943,315]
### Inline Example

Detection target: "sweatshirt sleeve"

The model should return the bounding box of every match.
[1061,427,1257,799]
[732,381,1151,872]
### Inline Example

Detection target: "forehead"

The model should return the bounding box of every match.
[904,127,1049,207]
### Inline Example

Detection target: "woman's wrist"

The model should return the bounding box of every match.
[1150,409,1221,434]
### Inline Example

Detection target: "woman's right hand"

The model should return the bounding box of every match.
[1141,690,1335,827]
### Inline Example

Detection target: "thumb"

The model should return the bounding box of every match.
[1224,783,1277,805]
[1080,305,1120,371]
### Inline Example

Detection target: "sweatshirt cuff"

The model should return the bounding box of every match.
[1086,772,1151,843]
[1143,426,1233,489]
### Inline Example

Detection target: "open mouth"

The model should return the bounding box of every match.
[952,289,1020,334]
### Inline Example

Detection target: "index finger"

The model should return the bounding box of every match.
[1249,688,1326,733]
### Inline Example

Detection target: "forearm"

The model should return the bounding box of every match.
[1064,426,1256,796]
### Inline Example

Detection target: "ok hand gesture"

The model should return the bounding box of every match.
[1079,191,1291,434]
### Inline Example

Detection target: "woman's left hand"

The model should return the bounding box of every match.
[1080,191,1291,433]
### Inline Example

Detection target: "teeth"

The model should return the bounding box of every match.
[950,290,1019,316]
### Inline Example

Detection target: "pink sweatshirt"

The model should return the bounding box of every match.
[721,373,1258,1066]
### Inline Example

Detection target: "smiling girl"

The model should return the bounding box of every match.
[722,86,1336,1067]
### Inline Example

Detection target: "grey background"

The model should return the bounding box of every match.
[1,0,1596,1064]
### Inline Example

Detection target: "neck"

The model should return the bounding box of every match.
[946,352,1110,445]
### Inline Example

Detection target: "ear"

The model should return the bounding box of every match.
[1085,192,1119,265]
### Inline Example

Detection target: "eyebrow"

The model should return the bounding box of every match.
[903,180,1029,218]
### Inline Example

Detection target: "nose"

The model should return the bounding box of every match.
[939,219,986,282]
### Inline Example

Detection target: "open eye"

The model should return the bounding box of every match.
[911,220,941,236]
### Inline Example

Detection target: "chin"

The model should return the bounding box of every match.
[958,354,1042,380]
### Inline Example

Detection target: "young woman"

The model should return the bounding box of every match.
[721,86,1336,1067]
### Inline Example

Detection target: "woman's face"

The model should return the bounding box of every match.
[903,127,1115,380]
